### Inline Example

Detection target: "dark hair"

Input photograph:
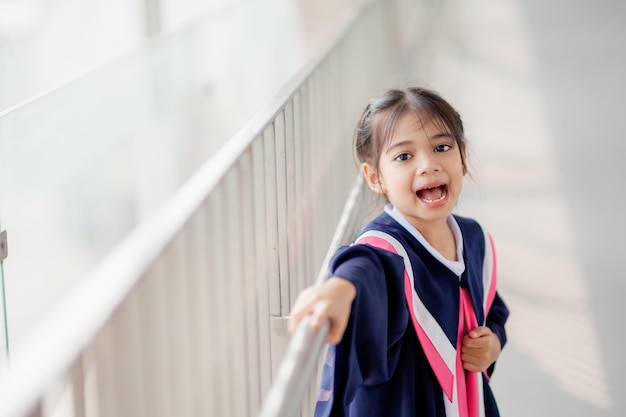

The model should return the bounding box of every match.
[355,87,467,172]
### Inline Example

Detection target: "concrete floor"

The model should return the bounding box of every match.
[405,0,626,415]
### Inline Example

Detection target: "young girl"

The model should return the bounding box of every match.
[288,87,509,417]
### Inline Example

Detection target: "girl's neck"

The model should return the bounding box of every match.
[384,206,460,262]
[404,215,457,261]
[420,224,457,261]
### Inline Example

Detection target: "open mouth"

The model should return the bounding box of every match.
[416,184,447,203]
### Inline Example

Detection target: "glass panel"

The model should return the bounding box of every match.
[0,0,145,114]
[0,0,349,350]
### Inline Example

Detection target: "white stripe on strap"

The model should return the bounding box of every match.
[357,230,457,399]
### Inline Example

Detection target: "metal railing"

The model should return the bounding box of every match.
[258,174,376,417]
[0,0,432,415]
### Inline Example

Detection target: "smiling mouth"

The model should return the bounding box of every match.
[416,185,447,203]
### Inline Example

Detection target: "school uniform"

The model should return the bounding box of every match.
[314,206,509,417]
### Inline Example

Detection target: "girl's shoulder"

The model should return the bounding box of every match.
[329,213,408,269]
[354,212,420,259]
[360,211,408,238]
[451,214,494,258]
[451,213,483,232]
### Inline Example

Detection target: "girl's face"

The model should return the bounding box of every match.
[363,111,466,231]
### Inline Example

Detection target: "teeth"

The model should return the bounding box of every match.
[421,187,447,203]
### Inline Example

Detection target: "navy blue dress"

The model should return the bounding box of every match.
[314,212,509,417]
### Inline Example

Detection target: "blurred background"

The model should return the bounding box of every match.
[0,0,248,112]
[1,0,625,416]
[0,0,359,350]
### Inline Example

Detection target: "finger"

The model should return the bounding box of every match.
[462,333,483,349]
[462,338,490,354]
[462,336,487,349]
[461,352,478,369]
[468,326,493,338]
[461,353,488,372]
[461,342,483,356]
[288,288,320,331]
[309,303,327,330]
[462,349,488,362]
[462,361,484,372]
[288,311,305,334]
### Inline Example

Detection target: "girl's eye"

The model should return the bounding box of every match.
[435,144,451,152]
[394,153,412,162]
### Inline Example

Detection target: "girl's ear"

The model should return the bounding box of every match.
[362,163,385,194]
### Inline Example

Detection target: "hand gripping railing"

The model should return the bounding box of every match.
[258,175,372,417]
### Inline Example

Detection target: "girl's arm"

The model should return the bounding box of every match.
[288,277,356,344]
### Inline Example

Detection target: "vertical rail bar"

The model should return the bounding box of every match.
[143,0,162,36]
[110,289,145,417]
[207,189,231,417]
[252,136,273,399]
[187,203,214,416]
[309,70,323,271]
[0,227,9,366]
[26,402,42,417]
[71,356,86,417]
[283,100,299,307]
[136,261,170,417]
[265,122,292,380]
[273,112,290,317]
[93,321,119,417]
[291,93,308,300]
[82,349,99,417]
[263,126,281,318]
[300,80,314,297]
[164,232,194,416]
[224,169,249,417]
[239,149,263,416]
[156,255,177,417]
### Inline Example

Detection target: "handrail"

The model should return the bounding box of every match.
[259,318,330,417]
[258,175,372,417]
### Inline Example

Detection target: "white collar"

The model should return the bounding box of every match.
[384,205,465,276]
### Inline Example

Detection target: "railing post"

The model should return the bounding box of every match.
[143,0,162,36]
[0,230,7,264]
[1,228,9,366]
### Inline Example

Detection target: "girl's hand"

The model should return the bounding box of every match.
[461,326,501,372]
[287,277,356,345]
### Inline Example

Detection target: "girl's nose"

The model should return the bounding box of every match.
[415,153,440,175]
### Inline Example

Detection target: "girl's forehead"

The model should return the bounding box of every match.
[397,111,428,128]
[387,111,450,139]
